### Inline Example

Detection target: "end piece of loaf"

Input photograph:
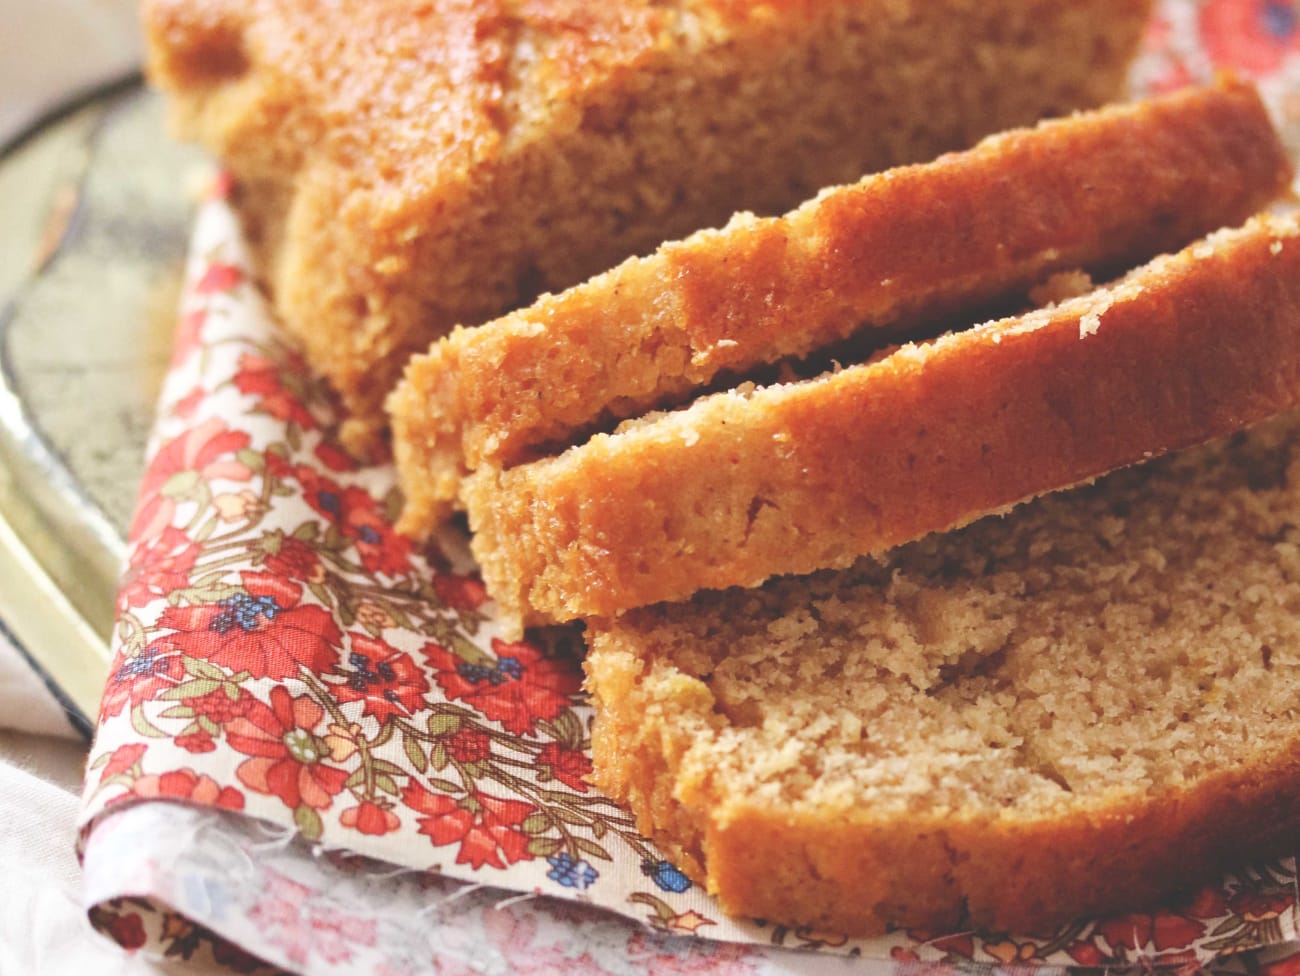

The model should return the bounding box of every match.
[391,78,1292,534]
[142,0,1151,452]
[586,407,1300,934]
[467,214,1300,627]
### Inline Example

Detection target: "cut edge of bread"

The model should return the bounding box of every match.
[465,212,1300,629]
[391,77,1292,537]
[584,398,1300,933]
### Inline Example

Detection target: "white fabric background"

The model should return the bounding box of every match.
[0,2,228,972]
[0,632,77,739]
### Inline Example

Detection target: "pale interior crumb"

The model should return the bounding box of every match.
[615,409,1300,821]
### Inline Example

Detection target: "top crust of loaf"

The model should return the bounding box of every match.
[390,78,1292,534]
[466,214,1300,627]
[144,0,779,191]
[143,0,1152,449]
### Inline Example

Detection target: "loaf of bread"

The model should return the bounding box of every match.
[465,214,1300,628]
[391,78,1292,534]
[586,405,1300,935]
[142,0,1151,452]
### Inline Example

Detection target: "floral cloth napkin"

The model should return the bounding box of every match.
[76,2,1300,972]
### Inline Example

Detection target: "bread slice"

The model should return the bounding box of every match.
[142,0,1152,453]
[391,78,1293,534]
[585,406,1300,935]
[466,214,1300,628]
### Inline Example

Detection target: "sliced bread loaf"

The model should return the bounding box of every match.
[466,214,1300,627]
[143,0,1151,452]
[586,407,1300,934]
[391,78,1292,533]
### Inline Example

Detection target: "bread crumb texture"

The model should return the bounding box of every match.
[587,408,1300,935]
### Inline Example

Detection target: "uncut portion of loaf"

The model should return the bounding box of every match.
[142,0,1151,452]
[465,215,1300,628]
[586,408,1300,935]
[390,79,1291,534]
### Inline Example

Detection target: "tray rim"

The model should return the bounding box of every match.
[0,72,147,735]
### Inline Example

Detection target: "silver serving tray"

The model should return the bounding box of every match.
[0,79,206,730]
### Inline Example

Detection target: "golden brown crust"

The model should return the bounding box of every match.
[468,215,1300,626]
[143,0,1152,450]
[391,78,1292,534]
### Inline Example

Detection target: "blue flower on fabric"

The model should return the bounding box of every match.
[642,858,692,893]
[316,489,342,518]
[1264,0,1297,39]
[347,650,398,693]
[209,592,281,633]
[1199,0,1300,75]
[456,655,524,687]
[546,852,599,890]
[113,645,171,682]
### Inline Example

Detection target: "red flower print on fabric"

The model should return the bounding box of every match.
[1179,883,1230,919]
[176,731,218,753]
[424,638,581,736]
[105,912,148,951]
[101,743,148,780]
[930,932,975,958]
[313,441,356,473]
[171,308,207,367]
[1065,941,1107,967]
[402,782,535,870]
[193,262,243,295]
[433,573,489,612]
[128,417,252,543]
[295,466,413,577]
[1228,887,1295,922]
[1200,0,1300,74]
[117,526,200,615]
[171,384,206,420]
[225,686,349,811]
[536,742,592,792]
[232,352,317,429]
[340,800,401,836]
[445,728,492,764]
[295,466,345,524]
[1097,909,1206,952]
[187,686,254,726]
[157,571,342,680]
[262,534,325,583]
[345,504,413,578]
[100,641,185,718]
[331,633,429,722]
[128,768,245,810]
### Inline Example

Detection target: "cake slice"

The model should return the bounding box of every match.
[391,78,1293,534]
[586,406,1300,935]
[466,214,1300,627]
[142,0,1152,452]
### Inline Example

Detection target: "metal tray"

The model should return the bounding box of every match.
[0,79,205,731]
